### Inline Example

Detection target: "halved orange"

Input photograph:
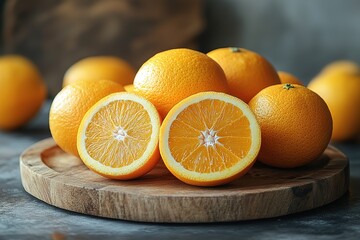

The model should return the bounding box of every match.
[77,92,161,179]
[159,92,261,186]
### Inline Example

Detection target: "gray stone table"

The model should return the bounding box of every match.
[1,102,360,240]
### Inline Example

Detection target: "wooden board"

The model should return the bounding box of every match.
[20,138,349,223]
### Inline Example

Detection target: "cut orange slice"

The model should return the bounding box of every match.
[77,92,161,179]
[159,92,261,186]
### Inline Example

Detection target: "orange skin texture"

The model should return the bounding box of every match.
[207,47,280,103]
[249,84,333,168]
[278,71,303,85]
[49,79,125,157]
[0,55,47,130]
[133,48,230,118]
[308,72,360,141]
[63,56,135,87]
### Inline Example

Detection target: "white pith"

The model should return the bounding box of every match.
[113,126,127,141]
[198,129,222,147]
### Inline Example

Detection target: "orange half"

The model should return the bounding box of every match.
[77,92,161,179]
[159,92,261,186]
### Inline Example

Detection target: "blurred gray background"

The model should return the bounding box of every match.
[1,0,360,91]
[200,0,360,84]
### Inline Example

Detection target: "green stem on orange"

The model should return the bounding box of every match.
[283,83,295,90]
[230,47,241,53]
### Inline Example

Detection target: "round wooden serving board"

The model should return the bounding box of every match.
[20,138,349,223]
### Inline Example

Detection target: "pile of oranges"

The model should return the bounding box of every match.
[1,48,359,187]
[48,47,334,186]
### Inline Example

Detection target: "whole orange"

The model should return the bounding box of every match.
[278,71,303,85]
[63,56,135,87]
[49,79,125,156]
[308,71,360,141]
[249,83,332,168]
[207,47,280,103]
[133,48,229,118]
[0,55,47,130]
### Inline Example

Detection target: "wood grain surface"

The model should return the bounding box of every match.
[20,138,349,223]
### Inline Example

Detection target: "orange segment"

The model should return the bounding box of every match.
[159,92,261,186]
[77,92,161,179]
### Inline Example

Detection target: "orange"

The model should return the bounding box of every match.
[320,60,359,76]
[308,71,360,141]
[133,48,229,118]
[77,92,161,179]
[278,71,303,85]
[124,84,135,93]
[49,79,125,156]
[207,47,280,103]
[249,83,332,168]
[63,56,135,87]
[0,55,47,130]
[159,91,261,186]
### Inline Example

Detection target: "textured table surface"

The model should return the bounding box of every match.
[1,102,360,240]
